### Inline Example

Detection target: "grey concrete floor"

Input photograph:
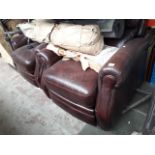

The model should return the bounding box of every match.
[0,58,86,134]
[0,58,154,135]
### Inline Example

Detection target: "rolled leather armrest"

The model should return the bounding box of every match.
[99,38,149,87]
[34,44,62,87]
[95,38,149,129]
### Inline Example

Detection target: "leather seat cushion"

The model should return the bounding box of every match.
[12,42,39,73]
[43,60,98,108]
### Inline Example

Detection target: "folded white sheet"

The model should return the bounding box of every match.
[46,44,119,73]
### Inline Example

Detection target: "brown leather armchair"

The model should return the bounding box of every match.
[12,42,61,86]
[10,19,152,129]
[41,38,149,129]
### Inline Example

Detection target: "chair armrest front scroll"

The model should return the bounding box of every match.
[99,38,149,88]
[34,43,61,86]
[95,38,149,129]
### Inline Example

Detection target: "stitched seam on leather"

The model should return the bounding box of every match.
[45,79,96,108]
[49,90,96,123]
[48,88,95,115]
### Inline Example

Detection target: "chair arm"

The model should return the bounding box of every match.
[34,44,61,86]
[99,38,149,88]
[95,38,149,129]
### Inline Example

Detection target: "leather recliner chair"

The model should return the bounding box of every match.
[10,19,152,129]
[41,38,149,129]
[11,42,61,86]
[40,20,150,129]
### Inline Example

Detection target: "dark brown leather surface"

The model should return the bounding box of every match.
[11,34,28,50]
[12,42,61,87]
[47,88,96,125]
[12,42,39,73]
[12,42,41,86]
[35,47,61,86]
[99,38,149,87]
[42,60,98,108]
[95,75,117,128]
[96,38,149,128]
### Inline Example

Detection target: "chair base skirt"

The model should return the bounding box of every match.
[48,88,97,126]
[20,71,38,87]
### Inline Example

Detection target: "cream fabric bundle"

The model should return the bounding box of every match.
[47,43,118,73]
[50,23,104,55]
[17,20,55,43]
[17,20,104,56]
